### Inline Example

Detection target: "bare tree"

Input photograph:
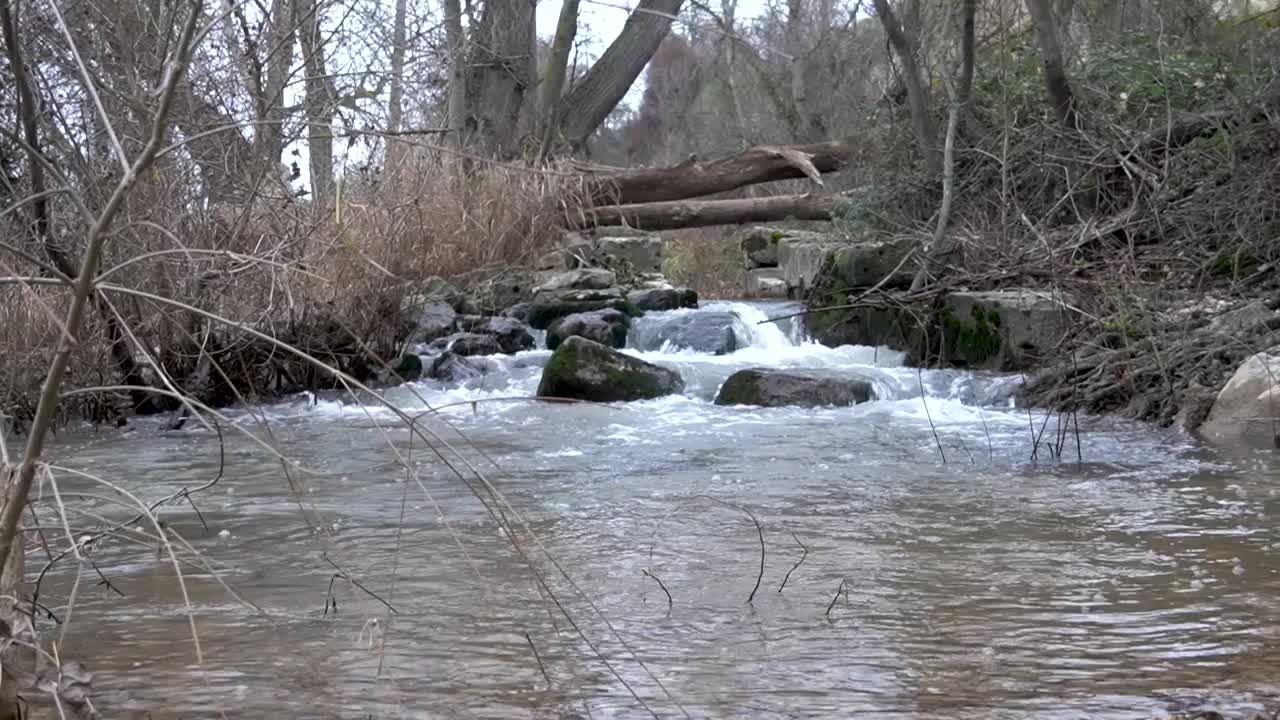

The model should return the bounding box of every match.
[537,0,582,158]
[386,0,410,169]
[465,0,535,157]
[871,0,939,172]
[297,0,336,205]
[444,0,467,151]
[555,0,686,151]
[1025,0,1080,127]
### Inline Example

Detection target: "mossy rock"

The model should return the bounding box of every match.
[536,337,684,402]
[714,368,874,407]
[939,304,1003,367]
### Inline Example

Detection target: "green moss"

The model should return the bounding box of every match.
[770,230,785,242]
[1210,251,1258,278]
[540,339,678,400]
[392,354,423,381]
[941,304,1003,366]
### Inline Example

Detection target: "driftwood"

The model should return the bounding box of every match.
[575,193,841,230]
[585,142,851,205]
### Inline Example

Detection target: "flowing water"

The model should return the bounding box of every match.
[34,301,1280,719]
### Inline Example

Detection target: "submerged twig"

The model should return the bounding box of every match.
[642,568,673,608]
[918,367,947,463]
[778,532,808,593]
[826,580,847,617]
[323,554,399,615]
[524,632,552,690]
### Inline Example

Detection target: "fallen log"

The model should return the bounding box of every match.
[586,142,851,205]
[574,193,841,230]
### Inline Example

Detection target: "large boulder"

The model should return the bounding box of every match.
[428,352,486,382]
[745,268,788,299]
[828,236,914,288]
[426,332,503,357]
[522,288,640,329]
[626,287,698,312]
[739,227,781,268]
[714,368,875,408]
[776,231,842,294]
[776,231,913,295]
[451,266,539,315]
[537,337,685,402]
[402,299,457,345]
[938,290,1072,371]
[596,235,664,274]
[403,276,465,309]
[534,268,617,293]
[1199,348,1280,449]
[457,316,535,353]
[629,311,739,355]
[537,232,595,271]
[547,308,632,350]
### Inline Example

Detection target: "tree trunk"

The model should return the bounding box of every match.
[297,0,335,207]
[576,193,840,230]
[585,141,851,205]
[555,0,685,150]
[786,0,825,142]
[255,0,297,168]
[537,0,580,159]
[444,0,467,151]
[386,0,409,170]
[958,0,976,111]
[466,0,534,157]
[871,0,938,173]
[1025,0,1080,128]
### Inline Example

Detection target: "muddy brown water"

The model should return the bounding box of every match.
[27,302,1280,719]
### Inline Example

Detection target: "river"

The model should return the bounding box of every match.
[35,301,1280,719]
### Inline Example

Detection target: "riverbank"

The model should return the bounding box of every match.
[31,300,1280,719]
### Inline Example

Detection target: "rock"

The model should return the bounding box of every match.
[626,287,698,311]
[629,311,739,355]
[1199,348,1280,449]
[426,332,503,357]
[745,268,788,298]
[595,235,665,274]
[739,226,781,268]
[401,299,457,345]
[776,231,841,294]
[524,288,639,329]
[537,336,685,402]
[475,316,535,353]
[828,236,914,288]
[537,235,596,270]
[534,268,617,293]
[631,272,675,290]
[404,276,465,309]
[777,232,914,295]
[939,290,1072,371]
[452,266,539,314]
[428,352,486,382]
[458,315,535,353]
[714,368,875,407]
[547,308,631,350]
[1208,301,1277,334]
[391,354,423,382]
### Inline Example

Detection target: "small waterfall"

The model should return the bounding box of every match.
[719,301,807,350]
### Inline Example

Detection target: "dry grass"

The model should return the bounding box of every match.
[662,227,745,298]
[0,157,584,428]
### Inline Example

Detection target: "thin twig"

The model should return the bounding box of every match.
[322,554,399,615]
[918,367,947,463]
[777,532,808,593]
[826,580,846,617]
[642,569,673,608]
[524,632,552,689]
